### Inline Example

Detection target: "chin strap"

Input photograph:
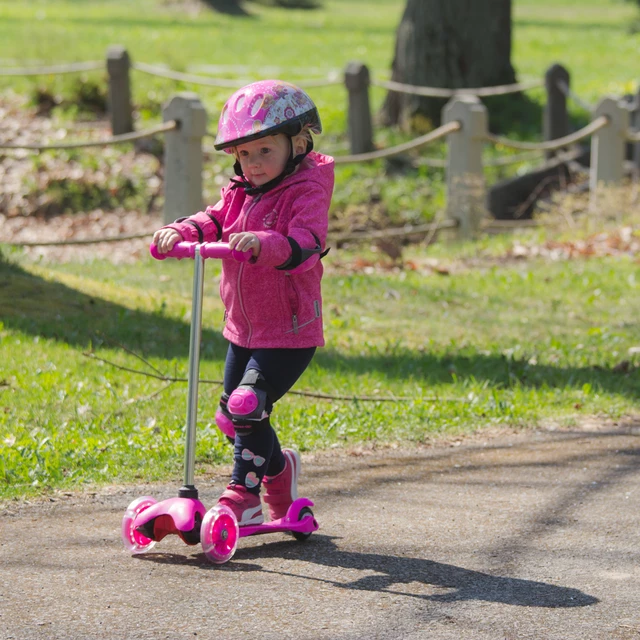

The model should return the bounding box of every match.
[230,137,313,196]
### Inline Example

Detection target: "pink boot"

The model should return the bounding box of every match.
[262,449,300,521]
[217,484,263,526]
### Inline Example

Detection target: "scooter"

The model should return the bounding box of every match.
[121,241,319,564]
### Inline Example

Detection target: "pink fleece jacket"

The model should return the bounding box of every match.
[164,151,334,349]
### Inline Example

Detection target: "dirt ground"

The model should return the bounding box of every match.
[1,419,640,640]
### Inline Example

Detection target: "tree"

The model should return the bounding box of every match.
[380,0,517,131]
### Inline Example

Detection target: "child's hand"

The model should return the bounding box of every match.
[153,228,182,253]
[229,232,261,257]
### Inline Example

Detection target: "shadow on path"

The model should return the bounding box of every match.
[135,535,597,608]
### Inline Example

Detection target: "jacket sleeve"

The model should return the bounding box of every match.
[161,185,231,242]
[253,183,331,270]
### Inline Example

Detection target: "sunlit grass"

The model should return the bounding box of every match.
[2,225,639,500]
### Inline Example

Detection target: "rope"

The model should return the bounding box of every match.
[0,61,103,77]
[372,78,542,99]
[333,121,461,164]
[484,116,608,152]
[413,150,544,169]
[556,79,594,113]
[627,130,640,143]
[294,78,343,89]
[132,62,245,88]
[0,120,178,151]
[1,231,153,248]
[133,62,342,89]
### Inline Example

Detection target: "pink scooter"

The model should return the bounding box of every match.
[121,241,319,564]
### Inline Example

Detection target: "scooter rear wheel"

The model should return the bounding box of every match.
[292,506,315,542]
[122,496,158,553]
[200,504,239,564]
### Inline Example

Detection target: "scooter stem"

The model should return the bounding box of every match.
[181,245,205,497]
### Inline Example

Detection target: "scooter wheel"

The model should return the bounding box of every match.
[200,505,239,564]
[292,506,315,542]
[122,496,158,554]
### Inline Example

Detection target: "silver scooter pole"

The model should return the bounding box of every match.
[179,245,205,498]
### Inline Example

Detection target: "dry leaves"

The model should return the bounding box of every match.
[508,226,640,261]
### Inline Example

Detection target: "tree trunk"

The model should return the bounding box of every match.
[381,0,516,129]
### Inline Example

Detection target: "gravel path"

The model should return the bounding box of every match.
[1,420,640,639]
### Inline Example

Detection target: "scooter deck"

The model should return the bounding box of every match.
[238,498,319,537]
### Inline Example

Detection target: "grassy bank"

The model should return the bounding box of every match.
[1,234,639,500]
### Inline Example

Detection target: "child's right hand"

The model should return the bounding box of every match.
[153,228,182,253]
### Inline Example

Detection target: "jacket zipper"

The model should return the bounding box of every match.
[287,274,300,333]
[237,197,260,343]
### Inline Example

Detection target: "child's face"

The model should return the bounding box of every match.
[236,134,290,187]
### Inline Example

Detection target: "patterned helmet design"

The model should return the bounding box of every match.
[214,80,322,152]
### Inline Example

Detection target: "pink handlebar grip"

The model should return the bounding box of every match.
[150,242,252,262]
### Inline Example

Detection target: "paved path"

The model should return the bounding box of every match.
[1,420,639,639]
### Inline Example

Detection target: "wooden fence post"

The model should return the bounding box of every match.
[443,95,487,239]
[543,63,570,159]
[106,45,133,135]
[590,96,629,192]
[162,93,207,225]
[344,62,374,155]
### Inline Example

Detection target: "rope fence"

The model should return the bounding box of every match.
[556,78,594,113]
[333,121,461,164]
[627,129,640,143]
[0,51,638,248]
[372,78,543,98]
[484,116,609,152]
[0,120,177,151]
[0,61,103,77]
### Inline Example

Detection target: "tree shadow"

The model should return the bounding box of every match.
[312,346,640,403]
[2,257,638,402]
[199,0,251,16]
[136,536,597,608]
[0,257,227,361]
[131,426,634,613]
[241,536,598,608]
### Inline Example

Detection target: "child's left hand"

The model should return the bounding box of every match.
[229,232,261,257]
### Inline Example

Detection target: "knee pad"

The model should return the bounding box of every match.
[215,409,236,440]
[215,394,236,441]
[227,369,273,425]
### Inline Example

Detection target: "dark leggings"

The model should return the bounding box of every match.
[222,343,316,493]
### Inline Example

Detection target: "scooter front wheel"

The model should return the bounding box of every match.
[200,505,239,564]
[122,496,158,554]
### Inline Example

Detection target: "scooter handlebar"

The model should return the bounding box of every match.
[150,241,252,262]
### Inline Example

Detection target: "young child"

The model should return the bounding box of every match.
[153,80,334,526]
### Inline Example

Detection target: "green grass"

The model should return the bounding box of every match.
[1,241,639,500]
[0,0,636,120]
[1,0,640,500]
[0,0,639,226]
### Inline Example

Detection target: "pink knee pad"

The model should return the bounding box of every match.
[228,387,269,420]
[215,409,236,439]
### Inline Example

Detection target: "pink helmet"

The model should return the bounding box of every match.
[214,80,322,152]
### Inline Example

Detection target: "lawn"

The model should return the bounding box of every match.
[2,233,639,500]
[1,0,640,500]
